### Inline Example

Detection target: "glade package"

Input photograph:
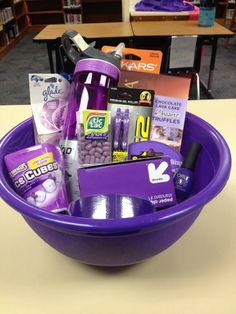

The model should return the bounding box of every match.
[29,74,71,145]
[102,46,163,74]
[4,144,68,213]
[77,109,112,165]
[150,95,187,151]
[78,157,176,208]
[108,87,154,162]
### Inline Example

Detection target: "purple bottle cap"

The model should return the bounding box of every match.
[74,58,120,82]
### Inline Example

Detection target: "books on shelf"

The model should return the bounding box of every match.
[226,8,234,19]
[0,7,14,25]
[3,23,19,44]
[64,0,81,8]
[64,13,81,24]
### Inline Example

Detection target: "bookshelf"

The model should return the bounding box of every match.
[223,0,236,26]
[24,0,122,28]
[0,0,28,58]
[25,0,64,30]
[1,0,122,58]
[24,0,83,29]
[63,0,81,24]
[80,0,122,23]
[224,0,236,46]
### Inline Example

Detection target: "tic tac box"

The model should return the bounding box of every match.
[78,157,176,208]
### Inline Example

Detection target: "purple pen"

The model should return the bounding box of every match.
[113,108,122,150]
[122,109,130,151]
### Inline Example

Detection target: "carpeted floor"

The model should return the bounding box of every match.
[0,32,49,105]
[0,31,236,104]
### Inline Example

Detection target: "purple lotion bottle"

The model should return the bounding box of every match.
[174,142,202,202]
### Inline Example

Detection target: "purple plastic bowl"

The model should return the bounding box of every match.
[0,113,231,266]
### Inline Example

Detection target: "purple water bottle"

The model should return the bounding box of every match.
[60,31,122,200]
[62,58,120,140]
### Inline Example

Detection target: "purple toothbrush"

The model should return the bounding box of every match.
[113,108,122,150]
[121,109,130,151]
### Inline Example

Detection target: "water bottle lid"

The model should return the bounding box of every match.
[74,58,120,82]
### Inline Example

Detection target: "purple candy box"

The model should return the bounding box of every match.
[4,143,68,213]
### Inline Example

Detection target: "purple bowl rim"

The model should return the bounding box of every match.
[0,113,231,234]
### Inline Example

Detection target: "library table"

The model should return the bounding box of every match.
[33,22,134,73]
[131,20,234,98]
[0,99,236,314]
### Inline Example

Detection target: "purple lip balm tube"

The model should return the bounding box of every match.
[174,142,202,202]
[4,144,69,213]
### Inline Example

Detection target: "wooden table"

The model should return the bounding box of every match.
[34,22,134,41]
[34,22,134,73]
[131,21,234,98]
[131,20,234,36]
[34,20,234,99]
[1,100,236,314]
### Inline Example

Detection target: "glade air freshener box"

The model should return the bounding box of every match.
[107,87,154,162]
[29,74,71,145]
[78,157,176,208]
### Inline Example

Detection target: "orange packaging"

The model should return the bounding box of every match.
[102,46,163,75]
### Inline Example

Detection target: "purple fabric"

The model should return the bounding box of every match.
[135,0,194,12]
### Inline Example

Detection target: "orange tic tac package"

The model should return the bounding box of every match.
[102,46,163,75]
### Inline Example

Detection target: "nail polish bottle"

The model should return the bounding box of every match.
[174,142,202,202]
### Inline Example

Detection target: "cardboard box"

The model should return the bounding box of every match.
[118,70,191,100]
[102,46,163,74]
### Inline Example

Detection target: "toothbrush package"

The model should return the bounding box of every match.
[29,74,71,146]
[107,87,154,162]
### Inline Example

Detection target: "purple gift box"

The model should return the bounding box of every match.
[78,157,176,208]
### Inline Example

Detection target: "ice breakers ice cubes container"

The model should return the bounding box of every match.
[4,143,68,213]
